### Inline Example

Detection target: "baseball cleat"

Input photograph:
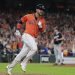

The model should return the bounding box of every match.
[60,63,64,65]
[20,63,26,72]
[6,65,12,75]
[53,63,58,65]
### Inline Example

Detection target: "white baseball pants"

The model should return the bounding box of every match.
[8,33,37,70]
[54,44,63,64]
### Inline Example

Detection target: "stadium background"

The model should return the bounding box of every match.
[1,0,75,12]
[0,0,75,75]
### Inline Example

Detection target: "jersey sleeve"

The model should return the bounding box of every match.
[21,15,28,23]
[16,23,22,29]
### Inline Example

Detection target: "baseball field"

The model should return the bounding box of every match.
[0,63,75,75]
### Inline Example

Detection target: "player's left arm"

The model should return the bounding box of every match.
[38,19,46,32]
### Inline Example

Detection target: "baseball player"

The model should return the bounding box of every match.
[6,4,46,75]
[51,27,64,65]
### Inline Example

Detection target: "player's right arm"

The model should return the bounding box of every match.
[15,15,28,39]
[17,15,27,28]
[16,15,28,33]
[21,15,28,23]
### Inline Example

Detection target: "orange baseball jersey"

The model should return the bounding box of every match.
[21,14,46,37]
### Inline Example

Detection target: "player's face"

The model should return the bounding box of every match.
[36,9,44,16]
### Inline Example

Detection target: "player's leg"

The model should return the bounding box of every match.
[21,33,37,71]
[7,42,29,75]
[54,45,59,64]
[57,44,63,65]
[21,47,37,71]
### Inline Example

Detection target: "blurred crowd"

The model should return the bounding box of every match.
[0,11,75,62]
[46,13,75,56]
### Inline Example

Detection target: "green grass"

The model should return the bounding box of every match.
[0,63,75,75]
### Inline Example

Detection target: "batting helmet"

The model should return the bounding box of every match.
[36,4,45,11]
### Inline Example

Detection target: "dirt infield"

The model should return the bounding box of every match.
[0,72,47,75]
[63,64,75,67]
[46,64,75,67]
